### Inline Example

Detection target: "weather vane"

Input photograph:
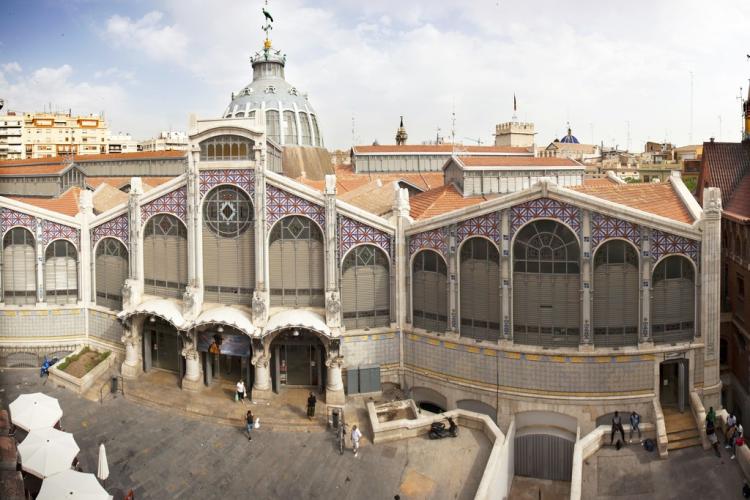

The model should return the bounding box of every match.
[262,1,274,50]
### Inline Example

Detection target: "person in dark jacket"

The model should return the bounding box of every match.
[610,411,625,446]
[307,392,317,420]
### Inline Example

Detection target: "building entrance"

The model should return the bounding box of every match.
[271,330,325,391]
[143,318,182,374]
[197,329,252,388]
[660,358,688,411]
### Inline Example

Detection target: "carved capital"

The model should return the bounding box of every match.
[251,350,270,367]
[326,291,341,327]
[252,291,267,322]
[325,353,344,369]
[181,347,199,361]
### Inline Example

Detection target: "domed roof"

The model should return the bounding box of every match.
[559,126,580,144]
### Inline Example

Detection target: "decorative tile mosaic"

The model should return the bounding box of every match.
[510,197,581,236]
[266,185,325,229]
[141,187,188,224]
[590,212,641,249]
[456,212,501,244]
[0,208,36,235]
[91,214,129,246]
[199,169,255,198]
[408,226,449,257]
[42,221,80,247]
[339,215,392,258]
[650,229,699,263]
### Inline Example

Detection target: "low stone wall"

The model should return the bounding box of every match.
[689,391,710,450]
[653,398,668,458]
[48,347,115,395]
[367,400,511,500]
[717,409,750,480]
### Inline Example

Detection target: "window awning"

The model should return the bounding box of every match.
[118,298,188,330]
[264,309,331,337]
[194,306,255,337]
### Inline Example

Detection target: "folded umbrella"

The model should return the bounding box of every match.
[38,469,113,500]
[9,393,62,431]
[97,443,109,483]
[18,427,80,479]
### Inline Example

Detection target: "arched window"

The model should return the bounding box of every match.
[283,110,298,145]
[199,135,254,161]
[269,216,324,307]
[45,240,78,304]
[266,110,280,143]
[460,238,501,341]
[513,220,580,347]
[95,238,128,310]
[411,250,448,332]
[143,214,188,299]
[202,186,254,304]
[299,112,312,145]
[311,114,321,147]
[341,245,390,329]
[593,240,639,346]
[2,228,36,305]
[651,255,695,343]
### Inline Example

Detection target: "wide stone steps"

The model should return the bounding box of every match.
[663,408,701,451]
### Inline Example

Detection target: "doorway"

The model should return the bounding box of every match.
[660,359,688,411]
[271,329,324,392]
[143,318,182,374]
[196,329,252,389]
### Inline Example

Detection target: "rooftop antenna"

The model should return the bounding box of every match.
[451,103,456,150]
[689,70,694,144]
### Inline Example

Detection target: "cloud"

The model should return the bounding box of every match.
[104,11,188,63]
[2,62,22,73]
[94,67,136,83]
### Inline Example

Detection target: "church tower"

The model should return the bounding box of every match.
[743,84,750,142]
[395,116,408,145]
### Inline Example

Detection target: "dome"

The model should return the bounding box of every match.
[223,45,323,147]
[559,126,579,144]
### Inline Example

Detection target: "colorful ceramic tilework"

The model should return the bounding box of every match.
[408,227,449,257]
[510,197,581,236]
[91,214,129,246]
[650,229,699,263]
[141,187,188,224]
[266,185,325,229]
[199,169,255,198]
[457,212,500,244]
[0,208,36,235]
[339,215,392,258]
[42,221,80,247]
[590,212,641,249]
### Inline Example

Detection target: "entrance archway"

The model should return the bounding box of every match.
[195,326,253,389]
[269,329,326,392]
[142,317,183,375]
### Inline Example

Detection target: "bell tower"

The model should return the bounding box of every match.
[395,116,408,145]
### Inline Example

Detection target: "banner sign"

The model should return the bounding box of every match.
[197,330,251,357]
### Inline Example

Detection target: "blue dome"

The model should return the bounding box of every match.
[560,126,579,144]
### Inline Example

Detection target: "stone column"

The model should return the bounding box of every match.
[324,175,341,331]
[181,333,203,392]
[183,148,202,320]
[701,187,722,407]
[580,209,592,348]
[78,190,93,304]
[325,352,345,406]
[121,316,143,379]
[251,342,272,400]
[639,226,653,345]
[35,218,44,303]
[500,210,511,341]
[392,187,411,388]
[253,145,269,328]
[447,224,458,334]
[122,178,144,310]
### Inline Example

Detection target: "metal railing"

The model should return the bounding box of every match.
[99,374,124,405]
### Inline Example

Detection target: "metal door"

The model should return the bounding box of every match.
[678,360,687,412]
[514,434,574,481]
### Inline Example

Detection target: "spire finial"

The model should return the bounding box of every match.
[262,1,274,50]
[395,116,408,145]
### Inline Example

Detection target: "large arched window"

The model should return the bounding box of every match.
[593,240,639,346]
[651,255,695,343]
[269,216,324,307]
[95,238,128,310]
[341,245,390,329]
[411,250,448,332]
[2,228,37,305]
[266,110,280,143]
[299,112,312,146]
[283,110,298,145]
[144,214,188,299]
[45,240,78,304]
[311,114,321,147]
[199,135,254,161]
[202,186,254,305]
[460,238,501,341]
[513,220,580,347]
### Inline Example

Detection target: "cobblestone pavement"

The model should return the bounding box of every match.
[0,369,489,500]
[582,440,746,499]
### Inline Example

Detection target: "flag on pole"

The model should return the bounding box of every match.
[513,94,517,112]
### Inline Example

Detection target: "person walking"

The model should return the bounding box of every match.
[732,431,745,460]
[610,411,625,446]
[629,411,642,443]
[706,406,716,426]
[246,410,255,441]
[726,414,738,446]
[307,392,317,420]
[706,419,721,457]
[236,380,246,403]
[351,425,362,457]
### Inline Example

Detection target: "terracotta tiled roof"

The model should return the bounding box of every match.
[297,164,444,196]
[410,184,496,220]
[698,141,750,206]
[0,162,70,176]
[339,180,399,216]
[571,181,694,224]
[0,157,64,167]
[8,187,82,217]
[72,150,187,162]
[86,176,175,190]
[581,177,621,187]
[352,144,532,154]
[725,174,750,221]
[457,156,581,168]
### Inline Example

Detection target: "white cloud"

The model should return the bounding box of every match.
[94,67,136,83]
[104,11,188,63]
[2,62,22,73]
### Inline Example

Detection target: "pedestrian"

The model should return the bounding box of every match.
[629,411,642,444]
[236,380,246,403]
[610,411,625,446]
[706,419,720,457]
[726,414,738,446]
[246,410,255,441]
[307,392,317,420]
[351,425,362,457]
[732,432,745,460]
[706,406,716,426]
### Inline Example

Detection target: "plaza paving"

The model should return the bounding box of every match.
[0,369,489,500]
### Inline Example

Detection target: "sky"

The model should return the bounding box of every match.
[1,0,749,150]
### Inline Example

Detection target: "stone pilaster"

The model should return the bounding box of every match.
[639,226,653,345]
[35,218,44,303]
[701,187,722,404]
[122,178,144,311]
[181,333,203,392]
[78,190,93,304]
[447,223,458,334]
[183,147,202,320]
[580,209,592,347]
[500,210,511,341]
[324,175,341,331]
[392,187,411,387]
[253,145,269,327]
[121,316,143,379]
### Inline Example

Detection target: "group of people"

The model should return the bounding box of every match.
[705,406,745,459]
[610,411,642,447]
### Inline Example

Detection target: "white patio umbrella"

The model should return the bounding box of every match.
[18,427,80,479]
[38,470,113,500]
[97,443,109,485]
[9,392,63,431]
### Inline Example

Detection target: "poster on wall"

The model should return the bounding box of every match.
[197,331,251,357]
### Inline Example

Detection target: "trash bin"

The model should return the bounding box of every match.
[110,376,118,394]
[332,408,340,429]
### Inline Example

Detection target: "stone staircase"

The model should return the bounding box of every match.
[663,406,701,451]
